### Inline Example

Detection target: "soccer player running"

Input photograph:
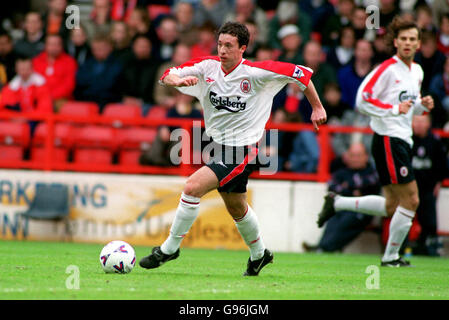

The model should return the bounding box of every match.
[317,17,434,267]
[139,22,327,276]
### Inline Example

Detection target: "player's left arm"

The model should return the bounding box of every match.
[303,80,327,131]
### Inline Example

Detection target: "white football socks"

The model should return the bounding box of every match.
[234,205,265,261]
[160,193,200,255]
[382,206,415,262]
[334,195,387,217]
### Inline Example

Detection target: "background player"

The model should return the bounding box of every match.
[139,22,327,276]
[317,17,434,267]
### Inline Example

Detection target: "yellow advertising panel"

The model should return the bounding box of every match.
[0,171,247,250]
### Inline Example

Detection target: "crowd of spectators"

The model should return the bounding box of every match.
[0,0,448,173]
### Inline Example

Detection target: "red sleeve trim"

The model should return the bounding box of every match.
[361,58,397,109]
[242,60,313,87]
[159,56,220,81]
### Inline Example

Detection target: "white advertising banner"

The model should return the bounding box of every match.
[0,170,448,252]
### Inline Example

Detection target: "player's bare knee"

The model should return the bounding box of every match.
[227,203,246,219]
[385,204,396,217]
[408,195,419,211]
[183,180,203,198]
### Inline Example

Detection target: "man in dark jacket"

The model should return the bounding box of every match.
[411,114,449,256]
[304,142,381,252]
[119,35,161,116]
[74,34,123,111]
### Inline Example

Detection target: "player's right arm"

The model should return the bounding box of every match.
[356,59,404,117]
[162,73,199,87]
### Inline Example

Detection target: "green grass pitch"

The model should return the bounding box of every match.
[1,240,449,300]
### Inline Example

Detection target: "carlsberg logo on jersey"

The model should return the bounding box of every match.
[399,90,418,103]
[209,91,247,113]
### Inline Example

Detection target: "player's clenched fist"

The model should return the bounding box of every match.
[421,95,434,111]
[176,76,199,87]
[398,100,412,114]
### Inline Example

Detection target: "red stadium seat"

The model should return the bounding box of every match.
[147,4,171,20]
[32,122,75,148]
[116,127,157,165]
[30,147,69,163]
[146,105,168,120]
[73,148,113,165]
[59,101,99,119]
[117,127,157,150]
[0,145,23,161]
[75,125,117,150]
[72,125,117,164]
[0,121,30,147]
[102,103,142,127]
[118,149,142,165]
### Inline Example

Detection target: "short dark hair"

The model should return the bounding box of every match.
[217,21,249,47]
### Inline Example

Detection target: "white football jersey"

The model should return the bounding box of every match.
[356,55,429,146]
[161,56,313,146]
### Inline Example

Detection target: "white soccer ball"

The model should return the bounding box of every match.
[99,240,136,274]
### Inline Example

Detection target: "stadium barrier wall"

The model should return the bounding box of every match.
[1,110,448,186]
[1,169,448,253]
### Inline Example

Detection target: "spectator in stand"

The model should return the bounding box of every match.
[83,0,113,41]
[110,0,149,22]
[254,44,275,61]
[431,0,449,29]
[351,6,376,42]
[139,92,203,166]
[154,42,191,109]
[437,13,449,56]
[429,56,449,116]
[331,107,371,163]
[14,12,45,58]
[372,27,390,65]
[41,0,70,40]
[109,21,132,63]
[0,56,52,134]
[152,16,179,62]
[0,30,18,81]
[299,0,335,35]
[321,0,355,48]
[193,0,230,29]
[268,1,312,51]
[323,82,351,125]
[65,24,92,67]
[33,34,77,112]
[378,0,400,28]
[74,34,123,111]
[416,4,437,34]
[298,40,337,122]
[119,35,160,116]
[243,19,262,60]
[326,25,356,71]
[173,1,198,47]
[337,39,374,109]
[190,21,217,59]
[126,7,157,42]
[277,24,303,65]
[411,114,449,256]
[285,126,320,173]
[224,0,268,44]
[302,142,381,253]
[414,31,446,95]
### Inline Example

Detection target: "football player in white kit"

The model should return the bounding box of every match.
[139,22,327,276]
[317,17,434,267]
